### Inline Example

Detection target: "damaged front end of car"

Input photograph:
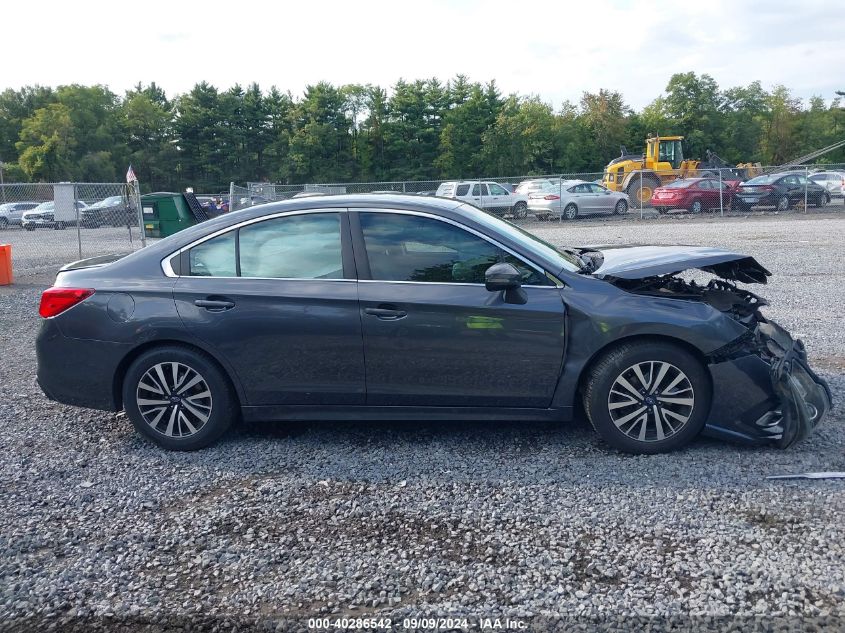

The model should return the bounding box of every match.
[597,248,832,447]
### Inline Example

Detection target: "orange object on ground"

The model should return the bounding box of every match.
[0,244,13,285]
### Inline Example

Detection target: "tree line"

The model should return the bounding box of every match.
[0,73,843,192]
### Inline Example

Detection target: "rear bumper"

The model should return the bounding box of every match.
[704,319,831,447]
[36,318,128,411]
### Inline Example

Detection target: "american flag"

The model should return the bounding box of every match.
[126,165,138,184]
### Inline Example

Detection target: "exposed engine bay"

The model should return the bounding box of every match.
[610,275,766,326]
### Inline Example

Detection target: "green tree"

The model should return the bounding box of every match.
[16,103,76,181]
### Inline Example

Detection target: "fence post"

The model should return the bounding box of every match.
[719,168,724,217]
[639,171,643,220]
[229,182,235,212]
[804,166,809,213]
[133,182,146,247]
[74,183,82,260]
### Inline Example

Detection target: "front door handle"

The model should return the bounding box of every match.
[194,298,235,311]
[364,306,407,320]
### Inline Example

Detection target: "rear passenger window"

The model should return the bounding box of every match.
[189,231,237,277]
[456,184,470,196]
[239,213,342,279]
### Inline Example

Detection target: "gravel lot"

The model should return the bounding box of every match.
[0,213,843,632]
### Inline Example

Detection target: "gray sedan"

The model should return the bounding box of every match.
[528,180,630,220]
[35,194,830,455]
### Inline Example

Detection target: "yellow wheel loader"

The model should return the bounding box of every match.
[601,135,760,205]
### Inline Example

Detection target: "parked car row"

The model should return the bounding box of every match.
[4,196,136,230]
[434,181,530,218]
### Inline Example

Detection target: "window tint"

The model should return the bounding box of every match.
[781,175,798,185]
[190,231,237,277]
[697,180,712,189]
[572,184,590,194]
[588,184,606,193]
[488,184,507,195]
[455,184,470,196]
[471,184,489,196]
[239,213,342,279]
[360,213,550,286]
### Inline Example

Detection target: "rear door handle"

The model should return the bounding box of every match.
[194,298,235,311]
[364,306,407,320]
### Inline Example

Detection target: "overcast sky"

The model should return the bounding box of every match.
[5,0,843,110]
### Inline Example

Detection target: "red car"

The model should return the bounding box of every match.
[652,178,739,214]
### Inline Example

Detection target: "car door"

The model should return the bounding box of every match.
[470,183,490,210]
[172,210,366,406]
[588,183,615,212]
[571,184,595,212]
[487,183,509,213]
[351,209,566,408]
[780,175,801,204]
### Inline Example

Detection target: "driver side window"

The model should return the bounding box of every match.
[359,212,550,286]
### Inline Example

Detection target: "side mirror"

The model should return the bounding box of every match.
[485,263,528,304]
[485,262,521,291]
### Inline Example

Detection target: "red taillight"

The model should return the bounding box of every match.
[39,287,94,318]
[544,194,560,200]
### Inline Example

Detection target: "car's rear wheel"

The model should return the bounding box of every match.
[562,203,578,221]
[614,199,628,215]
[776,195,789,212]
[690,199,703,214]
[123,346,236,451]
[512,201,528,219]
[582,340,710,454]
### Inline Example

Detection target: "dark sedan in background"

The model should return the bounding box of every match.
[734,173,830,211]
[35,195,830,454]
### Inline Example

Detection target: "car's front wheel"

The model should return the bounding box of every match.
[582,340,710,454]
[562,203,578,221]
[776,195,790,212]
[614,199,628,215]
[123,346,236,450]
[814,192,830,208]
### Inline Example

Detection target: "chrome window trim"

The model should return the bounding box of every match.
[160,206,563,287]
[160,209,341,278]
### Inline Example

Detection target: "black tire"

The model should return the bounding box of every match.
[512,201,528,219]
[122,346,237,451]
[656,207,668,215]
[562,203,578,221]
[776,195,789,212]
[690,199,703,214]
[614,199,628,215]
[814,192,830,208]
[582,340,711,454]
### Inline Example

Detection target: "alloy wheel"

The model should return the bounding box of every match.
[607,361,695,443]
[136,362,213,438]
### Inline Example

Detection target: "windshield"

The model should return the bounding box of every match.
[456,203,581,273]
[663,180,695,189]
[35,202,54,211]
[745,174,779,185]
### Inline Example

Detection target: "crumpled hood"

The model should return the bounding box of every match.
[588,245,771,284]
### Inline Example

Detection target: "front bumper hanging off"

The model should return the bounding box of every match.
[704,319,832,447]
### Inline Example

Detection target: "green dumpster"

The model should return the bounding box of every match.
[141,192,205,238]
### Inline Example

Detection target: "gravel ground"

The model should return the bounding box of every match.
[0,213,843,632]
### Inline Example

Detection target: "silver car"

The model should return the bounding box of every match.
[0,201,40,228]
[808,171,845,198]
[528,180,630,220]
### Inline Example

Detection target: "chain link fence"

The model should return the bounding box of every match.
[230,163,845,220]
[0,182,145,279]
